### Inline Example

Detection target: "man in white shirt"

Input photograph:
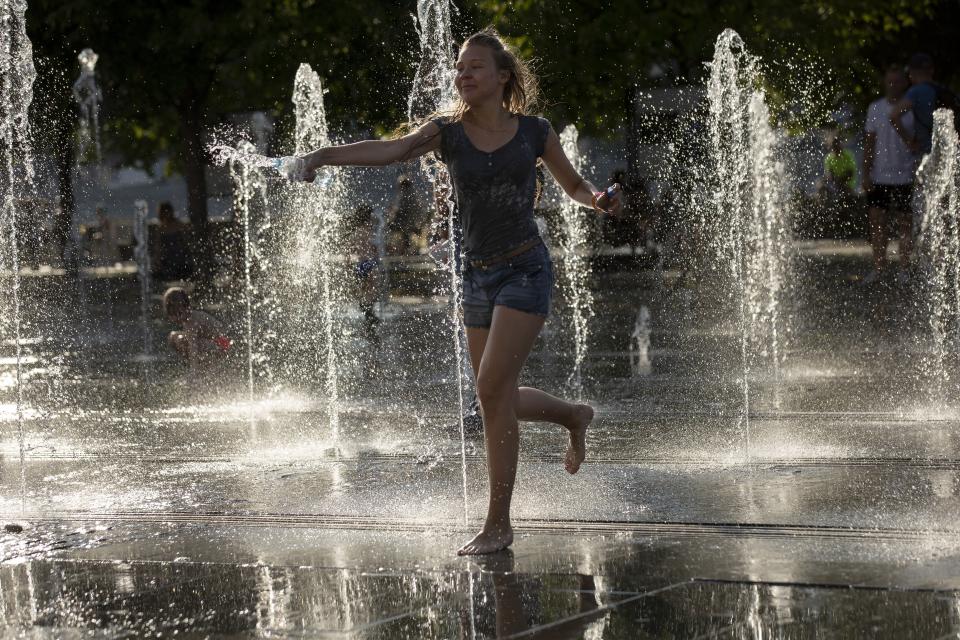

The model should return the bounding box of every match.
[862,65,918,285]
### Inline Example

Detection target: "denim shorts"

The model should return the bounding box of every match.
[461,241,554,329]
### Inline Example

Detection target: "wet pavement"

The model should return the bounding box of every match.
[2,521,959,637]
[2,245,960,637]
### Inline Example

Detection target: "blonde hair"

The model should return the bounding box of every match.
[452,27,540,118]
[396,28,541,159]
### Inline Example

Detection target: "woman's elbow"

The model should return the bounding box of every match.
[562,177,586,199]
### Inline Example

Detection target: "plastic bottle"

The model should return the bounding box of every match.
[272,156,306,181]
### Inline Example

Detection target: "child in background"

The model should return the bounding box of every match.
[163,287,232,369]
[346,204,382,344]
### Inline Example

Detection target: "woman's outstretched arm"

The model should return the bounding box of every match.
[540,125,622,214]
[299,121,442,179]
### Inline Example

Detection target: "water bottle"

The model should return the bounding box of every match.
[271,156,334,188]
[594,184,619,213]
[272,156,306,181]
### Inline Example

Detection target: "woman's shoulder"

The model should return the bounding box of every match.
[428,115,460,131]
[520,114,551,129]
[520,115,552,155]
[427,115,464,143]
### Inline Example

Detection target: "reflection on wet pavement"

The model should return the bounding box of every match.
[2,524,959,638]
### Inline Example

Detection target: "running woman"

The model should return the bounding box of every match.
[289,28,621,555]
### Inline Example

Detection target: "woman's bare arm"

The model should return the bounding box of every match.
[301,121,442,175]
[540,125,622,213]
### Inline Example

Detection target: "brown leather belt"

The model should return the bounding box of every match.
[469,237,542,269]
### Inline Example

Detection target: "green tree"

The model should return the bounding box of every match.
[28,0,417,274]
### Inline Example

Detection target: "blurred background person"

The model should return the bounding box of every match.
[862,64,918,285]
[152,201,192,281]
[386,174,428,255]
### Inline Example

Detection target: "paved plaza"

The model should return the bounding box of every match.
[2,247,959,637]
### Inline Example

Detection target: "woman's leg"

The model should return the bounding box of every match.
[459,306,544,554]
[467,326,593,475]
[516,387,593,474]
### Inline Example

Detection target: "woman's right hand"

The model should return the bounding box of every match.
[299,149,325,182]
[299,158,318,183]
[277,152,323,182]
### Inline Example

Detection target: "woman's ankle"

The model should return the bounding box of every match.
[482,516,512,533]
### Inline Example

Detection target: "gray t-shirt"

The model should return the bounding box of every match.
[432,114,550,260]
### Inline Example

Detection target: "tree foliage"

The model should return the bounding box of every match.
[26,0,960,193]
[29,0,419,172]
[470,0,957,134]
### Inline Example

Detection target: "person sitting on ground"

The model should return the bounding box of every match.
[163,287,232,369]
[862,64,919,285]
[823,134,857,195]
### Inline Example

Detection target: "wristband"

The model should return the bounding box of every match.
[592,185,617,213]
[591,191,606,213]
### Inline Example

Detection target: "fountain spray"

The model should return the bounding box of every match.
[410,0,471,527]
[72,48,101,165]
[917,109,960,410]
[556,125,595,401]
[0,0,36,514]
[706,29,792,459]
[229,142,268,404]
[133,199,153,377]
[292,62,342,440]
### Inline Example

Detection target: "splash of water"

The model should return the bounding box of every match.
[917,109,960,408]
[408,0,457,120]
[228,141,269,402]
[209,145,279,170]
[706,29,792,458]
[373,206,390,312]
[64,48,106,334]
[132,199,153,370]
[556,125,595,400]
[290,62,342,440]
[0,0,36,510]
[629,305,653,377]
[409,0,470,527]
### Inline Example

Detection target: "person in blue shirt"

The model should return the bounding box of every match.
[891,53,938,155]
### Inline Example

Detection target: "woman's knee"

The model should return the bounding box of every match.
[476,374,514,412]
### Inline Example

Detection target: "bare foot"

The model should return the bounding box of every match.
[457,524,514,556]
[564,404,593,474]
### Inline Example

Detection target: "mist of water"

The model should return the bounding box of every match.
[917,109,960,408]
[630,305,652,377]
[373,206,390,312]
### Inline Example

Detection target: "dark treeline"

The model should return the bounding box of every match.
[26,0,959,250]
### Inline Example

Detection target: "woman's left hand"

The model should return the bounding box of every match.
[606,183,624,216]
